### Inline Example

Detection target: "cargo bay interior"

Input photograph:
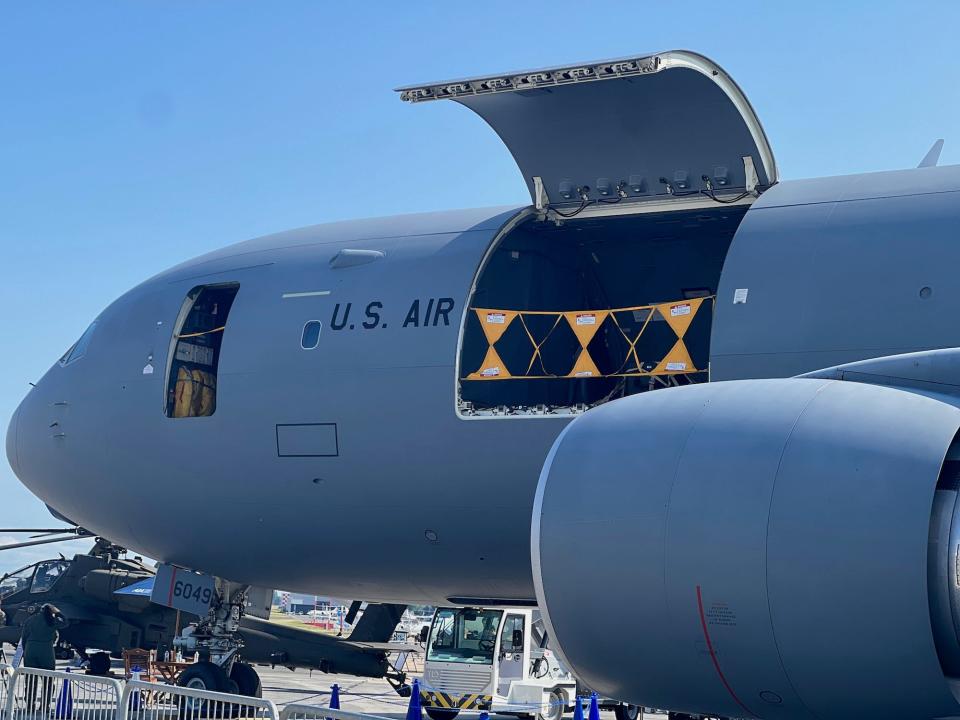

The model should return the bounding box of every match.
[458,205,748,416]
[166,283,239,418]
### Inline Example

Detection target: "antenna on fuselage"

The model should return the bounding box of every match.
[918,139,944,168]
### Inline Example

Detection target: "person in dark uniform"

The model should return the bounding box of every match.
[20,604,68,707]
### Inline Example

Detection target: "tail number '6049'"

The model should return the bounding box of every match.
[151,563,217,614]
[174,580,213,607]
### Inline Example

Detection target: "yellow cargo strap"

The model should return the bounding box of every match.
[519,313,563,375]
[610,307,654,376]
[177,326,226,340]
[465,296,713,380]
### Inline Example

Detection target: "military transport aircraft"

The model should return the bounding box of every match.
[8,49,960,719]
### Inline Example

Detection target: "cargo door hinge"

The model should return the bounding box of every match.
[533,176,550,212]
[743,156,759,195]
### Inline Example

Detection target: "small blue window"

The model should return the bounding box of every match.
[60,321,98,365]
[301,321,322,350]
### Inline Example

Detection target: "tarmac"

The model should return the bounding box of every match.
[253,664,667,720]
[259,663,422,715]
[1,643,666,720]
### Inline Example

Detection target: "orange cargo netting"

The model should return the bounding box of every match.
[464,296,714,381]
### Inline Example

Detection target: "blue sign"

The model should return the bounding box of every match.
[114,577,155,596]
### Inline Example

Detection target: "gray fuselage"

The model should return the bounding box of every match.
[9,164,960,605]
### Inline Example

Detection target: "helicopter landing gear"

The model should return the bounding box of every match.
[173,581,261,697]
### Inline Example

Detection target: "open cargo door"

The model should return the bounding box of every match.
[397,51,777,211]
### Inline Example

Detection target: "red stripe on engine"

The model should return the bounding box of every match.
[695,585,756,718]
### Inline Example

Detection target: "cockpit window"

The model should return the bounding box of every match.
[166,284,239,418]
[59,321,98,365]
[30,560,70,593]
[0,565,35,599]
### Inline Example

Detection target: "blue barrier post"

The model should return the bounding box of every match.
[588,693,600,720]
[130,665,143,711]
[54,668,73,719]
[330,684,341,709]
[407,679,423,720]
[573,696,584,720]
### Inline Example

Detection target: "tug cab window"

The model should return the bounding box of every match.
[427,608,503,665]
[166,284,239,418]
[500,613,524,652]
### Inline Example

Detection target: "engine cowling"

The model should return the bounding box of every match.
[532,378,960,720]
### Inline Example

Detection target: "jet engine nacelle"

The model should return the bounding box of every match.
[533,378,960,720]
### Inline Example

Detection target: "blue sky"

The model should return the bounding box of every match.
[1,1,959,572]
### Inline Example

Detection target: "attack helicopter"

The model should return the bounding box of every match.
[1,531,175,672]
[0,529,411,696]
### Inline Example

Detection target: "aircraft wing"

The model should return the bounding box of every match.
[798,346,960,396]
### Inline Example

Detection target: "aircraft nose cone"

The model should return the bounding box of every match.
[6,401,21,478]
[6,383,82,523]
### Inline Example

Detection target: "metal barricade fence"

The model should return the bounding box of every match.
[121,680,278,720]
[4,667,122,720]
[0,664,12,720]
[279,705,396,720]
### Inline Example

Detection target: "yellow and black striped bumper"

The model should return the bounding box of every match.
[421,690,492,711]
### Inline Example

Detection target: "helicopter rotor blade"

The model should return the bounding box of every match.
[0,528,83,534]
[0,531,94,553]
